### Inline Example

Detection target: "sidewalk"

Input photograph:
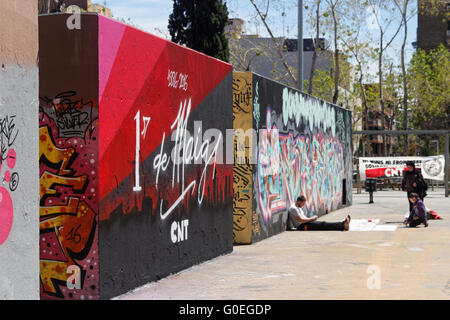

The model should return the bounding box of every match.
[115,190,450,300]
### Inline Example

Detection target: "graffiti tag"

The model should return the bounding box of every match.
[0,114,19,245]
[168,69,189,91]
[40,91,94,138]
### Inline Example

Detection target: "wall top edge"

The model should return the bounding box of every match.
[38,13,233,70]
[235,70,352,114]
[39,12,99,16]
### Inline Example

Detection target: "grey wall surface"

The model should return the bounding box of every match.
[0,0,39,300]
[229,36,333,87]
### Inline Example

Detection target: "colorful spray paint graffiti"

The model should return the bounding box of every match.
[253,82,351,241]
[257,108,345,223]
[232,72,352,244]
[39,93,99,300]
[38,13,101,299]
[232,73,254,244]
[0,115,19,245]
[38,13,233,299]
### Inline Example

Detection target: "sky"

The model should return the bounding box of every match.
[104,0,307,37]
[103,0,173,37]
[104,0,418,74]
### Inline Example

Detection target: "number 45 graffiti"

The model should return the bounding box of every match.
[133,110,151,192]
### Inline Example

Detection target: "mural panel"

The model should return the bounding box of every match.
[97,15,234,299]
[39,97,99,300]
[39,14,99,300]
[232,72,254,244]
[233,72,352,244]
[39,12,234,300]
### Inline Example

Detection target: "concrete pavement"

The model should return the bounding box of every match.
[115,189,450,300]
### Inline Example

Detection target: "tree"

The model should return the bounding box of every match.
[307,0,323,95]
[307,67,335,102]
[418,0,450,19]
[168,0,230,62]
[339,0,375,156]
[408,45,450,131]
[383,61,402,156]
[407,45,449,156]
[367,0,403,156]
[227,33,268,72]
[393,0,416,155]
[248,0,298,86]
[323,0,342,105]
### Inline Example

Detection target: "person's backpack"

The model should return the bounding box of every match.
[416,169,428,191]
[422,179,428,191]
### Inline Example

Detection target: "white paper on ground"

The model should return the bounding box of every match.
[373,224,398,231]
[349,219,380,231]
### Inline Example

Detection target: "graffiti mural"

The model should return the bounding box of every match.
[232,72,254,244]
[96,15,233,299]
[38,12,102,299]
[0,114,19,245]
[39,94,99,300]
[40,91,94,138]
[232,72,352,244]
[253,79,351,242]
[39,13,233,299]
[257,108,345,223]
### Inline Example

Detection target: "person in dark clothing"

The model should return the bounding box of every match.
[401,161,428,212]
[288,196,351,231]
[404,193,428,228]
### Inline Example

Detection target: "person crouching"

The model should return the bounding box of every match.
[404,193,428,228]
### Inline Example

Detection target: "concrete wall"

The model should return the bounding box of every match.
[233,72,353,244]
[0,0,39,300]
[39,13,234,299]
[97,15,233,299]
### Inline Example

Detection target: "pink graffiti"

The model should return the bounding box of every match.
[7,149,16,169]
[0,187,14,245]
[3,171,11,182]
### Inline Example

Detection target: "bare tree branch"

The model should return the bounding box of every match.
[249,0,298,86]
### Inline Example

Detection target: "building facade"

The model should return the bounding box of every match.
[38,0,112,17]
[417,0,450,51]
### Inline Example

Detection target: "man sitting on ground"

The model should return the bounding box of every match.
[288,196,351,231]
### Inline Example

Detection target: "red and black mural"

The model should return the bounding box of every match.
[98,15,233,299]
[39,13,233,299]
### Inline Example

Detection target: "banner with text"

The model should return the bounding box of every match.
[359,156,445,181]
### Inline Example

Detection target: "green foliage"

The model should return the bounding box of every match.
[408,45,450,130]
[306,68,335,102]
[419,0,450,20]
[168,0,230,62]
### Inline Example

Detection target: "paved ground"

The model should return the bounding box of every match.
[115,189,450,300]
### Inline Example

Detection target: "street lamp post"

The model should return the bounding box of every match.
[298,0,303,92]
[446,133,449,197]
